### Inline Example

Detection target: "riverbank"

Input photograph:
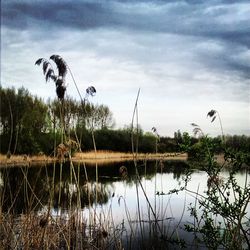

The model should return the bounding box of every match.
[0,151,188,167]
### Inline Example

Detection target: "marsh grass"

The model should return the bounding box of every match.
[2,151,246,249]
[0,152,187,167]
[0,156,189,249]
[73,151,186,162]
[0,211,100,249]
[0,154,54,167]
[0,54,120,249]
[1,55,185,250]
[0,161,124,249]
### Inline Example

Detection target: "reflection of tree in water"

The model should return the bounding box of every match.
[1,160,189,214]
[119,160,190,183]
[1,166,47,214]
[1,164,113,214]
[170,161,191,180]
[53,181,112,210]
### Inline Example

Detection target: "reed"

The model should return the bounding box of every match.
[0,152,187,168]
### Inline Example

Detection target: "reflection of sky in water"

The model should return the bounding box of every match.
[81,169,250,245]
[91,171,206,223]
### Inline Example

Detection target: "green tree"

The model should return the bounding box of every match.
[0,86,48,154]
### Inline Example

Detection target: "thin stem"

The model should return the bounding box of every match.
[131,88,140,159]
[131,89,144,245]
[67,65,84,104]
[216,110,225,143]
[7,97,13,155]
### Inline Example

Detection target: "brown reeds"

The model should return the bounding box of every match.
[0,154,55,167]
[0,152,187,167]
[73,151,187,163]
[0,212,94,249]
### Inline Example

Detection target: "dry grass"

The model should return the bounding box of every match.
[0,151,188,167]
[72,150,187,164]
[0,154,55,168]
[0,212,108,250]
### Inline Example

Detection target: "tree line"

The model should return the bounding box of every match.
[1,86,250,156]
[0,86,114,155]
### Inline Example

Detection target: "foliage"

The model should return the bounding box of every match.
[0,87,116,154]
[0,86,48,154]
[187,136,222,163]
[180,126,250,249]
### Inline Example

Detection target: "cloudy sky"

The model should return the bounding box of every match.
[2,0,250,136]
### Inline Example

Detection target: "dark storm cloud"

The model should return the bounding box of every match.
[2,0,250,80]
[2,1,116,30]
[3,0,250,39]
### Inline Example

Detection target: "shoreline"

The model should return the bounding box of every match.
[0,151,188,168]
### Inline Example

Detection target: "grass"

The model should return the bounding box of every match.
[0,158,187,249]
[0,151,187,167]
[73,151,187,163]
[0,55,188,249]
[0,154,55,168]
[0,211,103,249]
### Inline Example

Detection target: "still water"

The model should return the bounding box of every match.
[1,160,249,249]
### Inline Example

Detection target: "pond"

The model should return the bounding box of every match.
[0,160,249,249]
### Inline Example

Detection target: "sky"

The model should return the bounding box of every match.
[1,0,250,137]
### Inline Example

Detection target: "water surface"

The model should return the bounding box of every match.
[1,160,249,249]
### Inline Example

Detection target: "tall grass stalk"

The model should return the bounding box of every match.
[7,97,13,156]
[131,88,145,247]
[130,89,171,248]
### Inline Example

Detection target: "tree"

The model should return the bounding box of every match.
[0,87,48,154]
[83,103,114,130]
